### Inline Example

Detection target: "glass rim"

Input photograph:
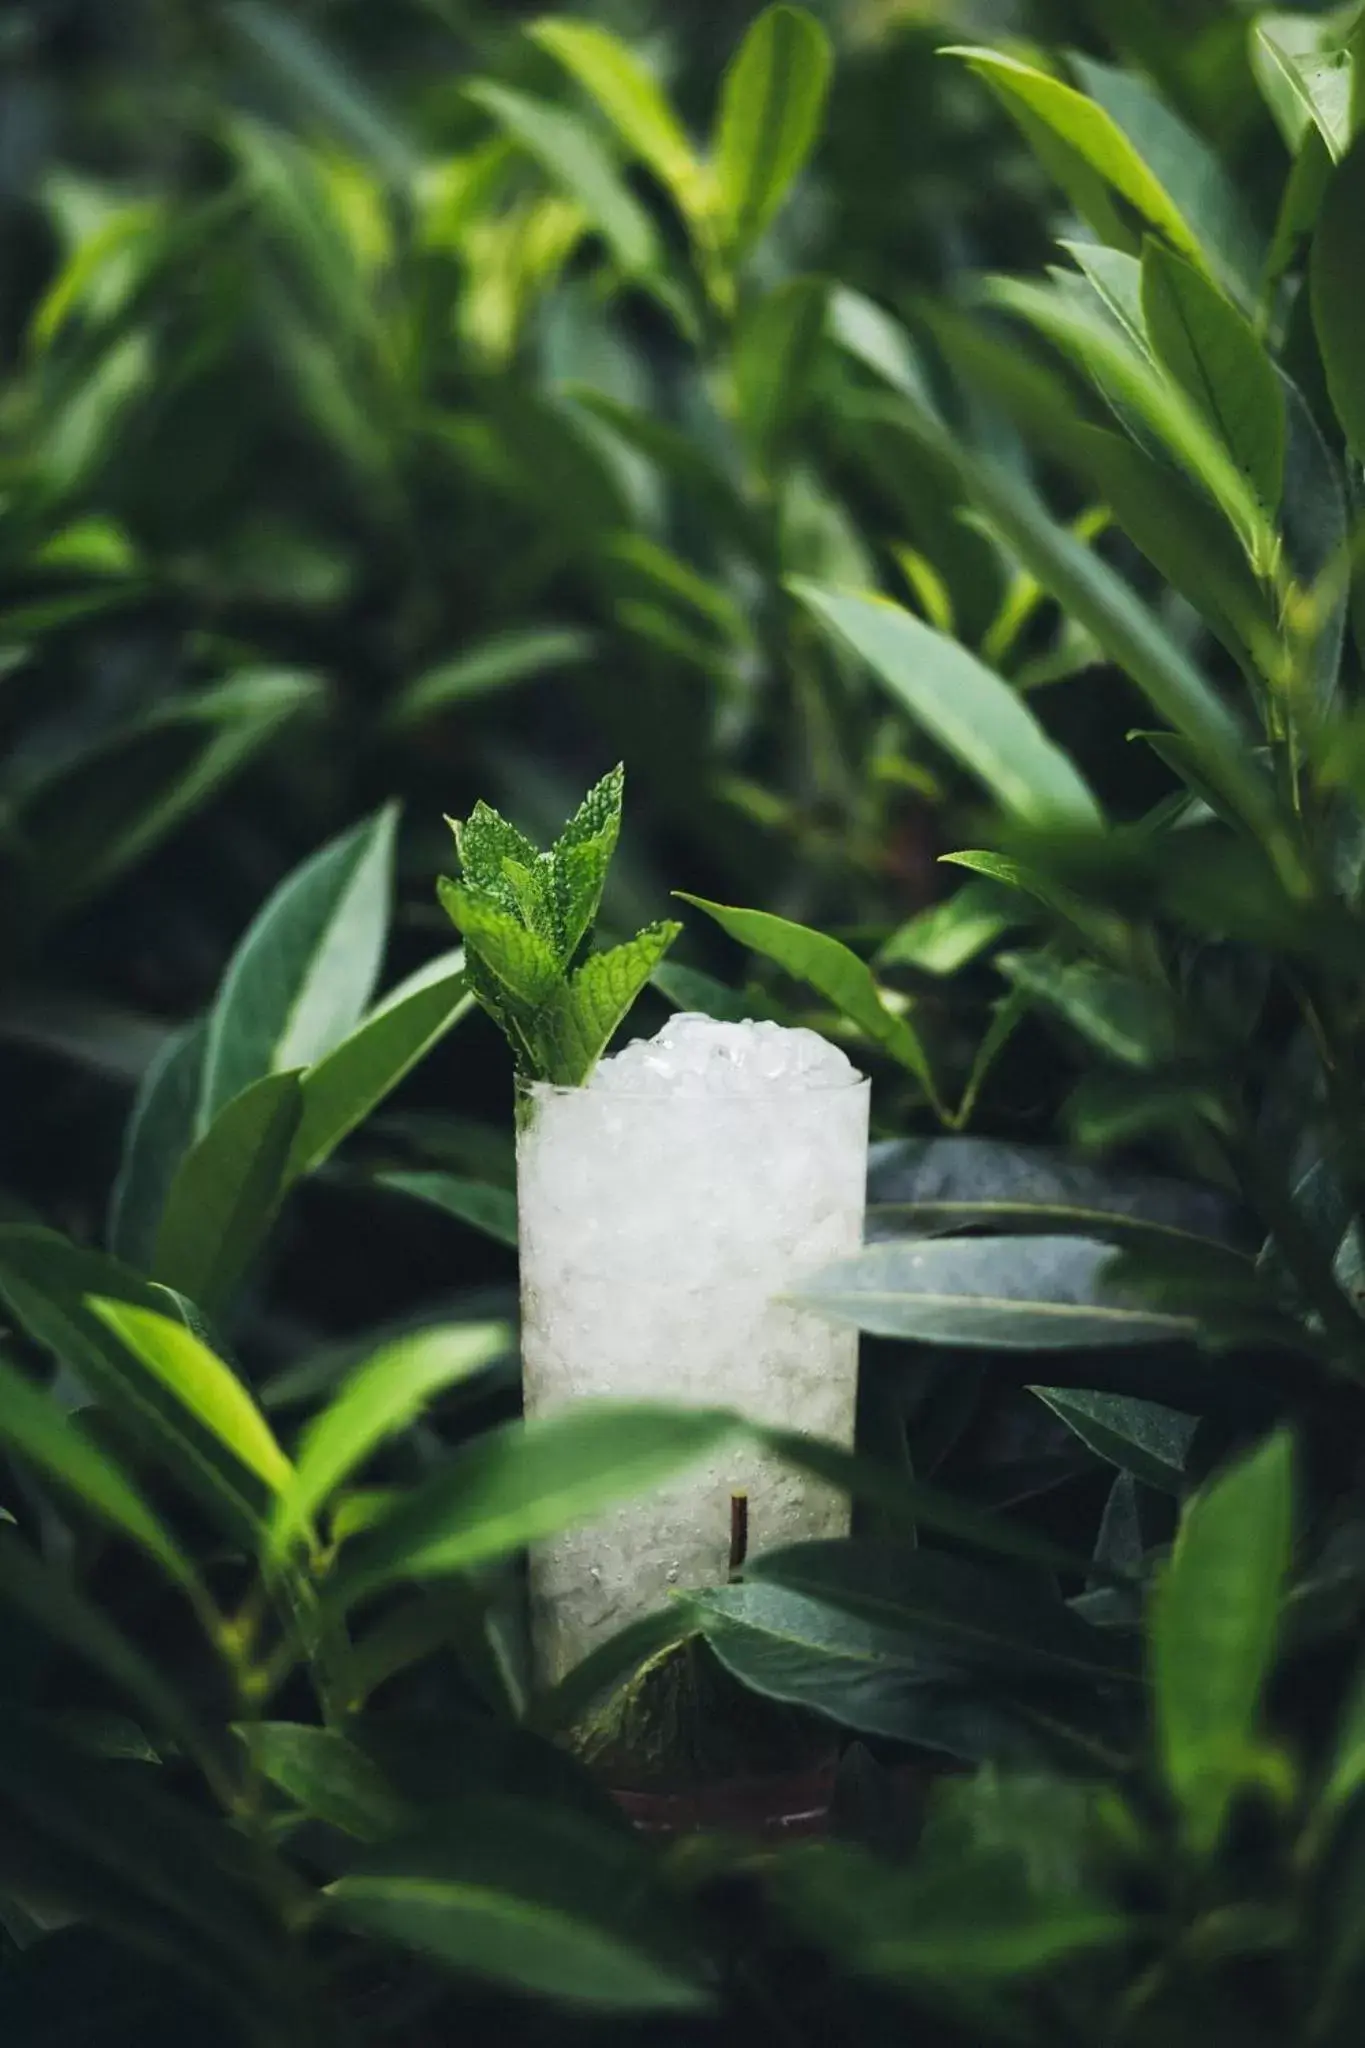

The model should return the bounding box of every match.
[515,1069,871,1101]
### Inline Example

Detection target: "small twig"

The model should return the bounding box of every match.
[728,1492,749,1579]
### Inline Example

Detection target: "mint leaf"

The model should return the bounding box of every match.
[537,921,683,1085]
[436,881,560,1007]
[437,767,672,1083]
[555,764,625,856]
[451,802,541,913]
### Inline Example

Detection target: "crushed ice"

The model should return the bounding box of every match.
[587,1012,860,1095]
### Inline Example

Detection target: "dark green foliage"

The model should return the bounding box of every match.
[10,4,1365,2046]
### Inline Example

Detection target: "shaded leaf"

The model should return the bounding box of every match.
[792,581,1102,827]
[201,806,397,1127]
[330,1403,739,1609]
[795,1235,1198,1348]
[1311,130,1365,457]
[0,1351,195,1591]
[286,956,472,1184]
[1151,1431,1294,1854]
[239,1723,408,1841]
[714,5,832,256]
[107,1020,208,1271]
[270,1322,507,1555]
[1030,1387,1196,1492]
[375,1171,518,1249]
[327,1798,708,2011]
[153,1071,302,1315]
[390,627,596,727]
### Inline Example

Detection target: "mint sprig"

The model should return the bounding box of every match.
[439,766,681,1085]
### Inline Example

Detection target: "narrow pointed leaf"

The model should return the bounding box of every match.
[107,1019,209,1270]
[795,1235,1199,1348]
[286,957,472,1184]
[270,1322,507,1555]
[201,806,397,1126]
[375,1171,518,1249]
[153,1071,301,1314]
[90,1300,293,1499]
[1311,130,1365,458]
[791,582,1102,826]
[530,19,704,216]
[327,1799,709,2011]
[714,5,832,256]
[1030,1387,1197,1492]
[330,1403,738,1610]
[0,1350,195,1589]
[1151,1431,1294,1854]
[466,81,657,273]
[1140,241,1284,513]
[677,895,937,1098]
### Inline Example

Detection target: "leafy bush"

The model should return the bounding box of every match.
[9,3,1365,2045]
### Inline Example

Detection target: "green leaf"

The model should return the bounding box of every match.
[437,882,561,1006]
[733,276,828,468]
[225,1,417,183]
[983,275,1273,562]
[0,1350,196,1591]
[107,1020,208,1271]
[1068,53,1261,292]
[389,627,597,727]
[0,1540,217,1776]
[1312,130,1365,457]
[677,895,937,1099]
[153,1071,301,1315]
[714,5,832,257]
[1252,13,1354,159]
[1322,1661,1365,1820]
[1060,240,1148,352]
[998,950,1178,1070]
[536,921,682,1084]
[238,1722,409,1840]
[0,1230,267,1546]
[0,1713,290,2020]
[750,1540,1135,1689]
[201,806,397,1127]
[270,1322,506,1556]
[1140,240,1284,513]
[828,286,934,401]
[772,1838,1130,1985]
[763,1426,1120,1585]
[530,18,705,219]
[794,1235,1199,1348]
[286,957,472,1184]
[10,671,323,928]
[90,1301,293,1500]
[884,403,1274,837]
[867,1135,1244,1249]
[1151,1431,1294,1854]
[466,81,657,273]
[877,880,1023,976]
[375,1171,519,1249]
[1030,1387,1197,1492]
[790,581,1103,826]
[948,48,1210,272]
[690,1581,1115,1760]
[326,1799,709,2011]
[329,1402,738,1610]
